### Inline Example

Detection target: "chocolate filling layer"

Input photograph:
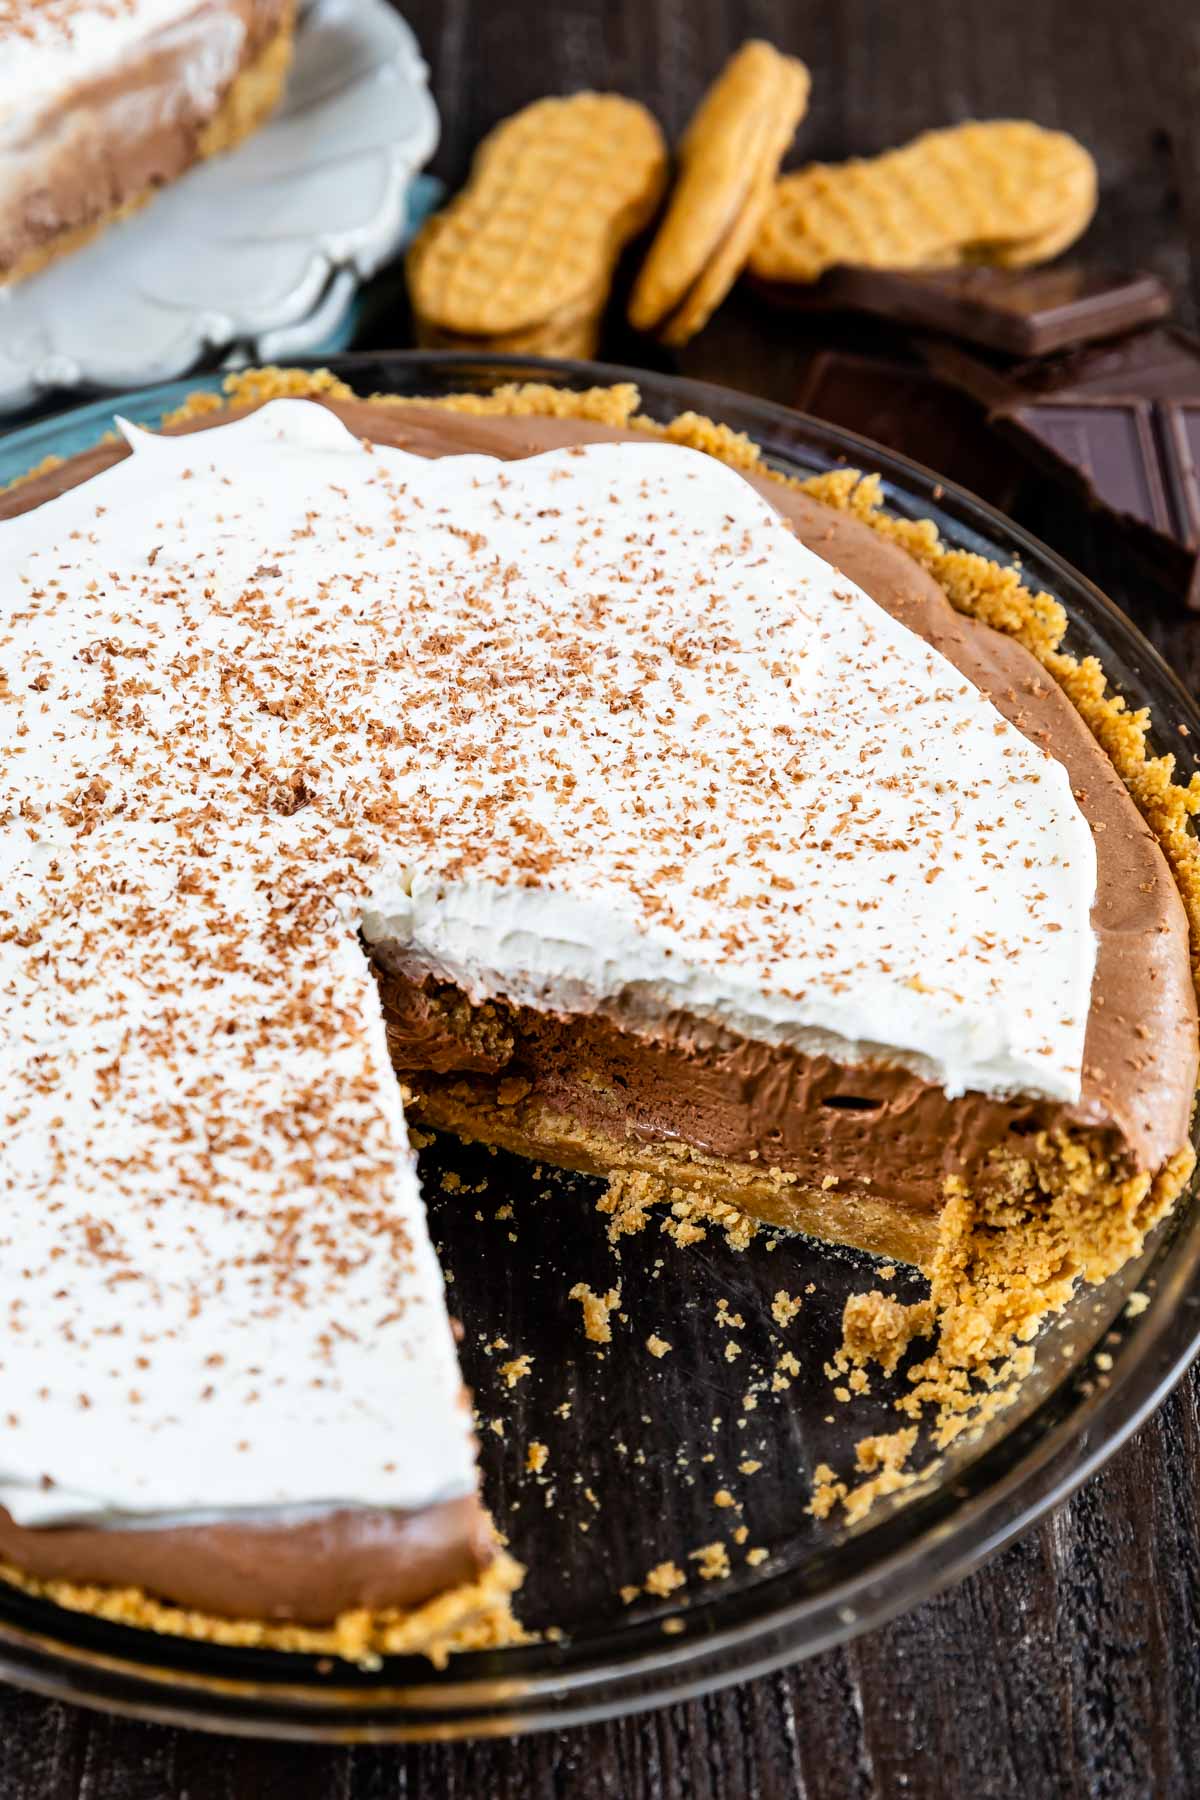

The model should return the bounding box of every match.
[0,1496,492,1625]
[378,978,1092,1217]
[1,394,1193,1623]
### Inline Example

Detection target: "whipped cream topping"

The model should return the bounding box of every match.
[0,400,1096,1527]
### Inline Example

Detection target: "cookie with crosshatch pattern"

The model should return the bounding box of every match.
[749,118,1097,285]
[413,280,607,360]
[406,93,666,346]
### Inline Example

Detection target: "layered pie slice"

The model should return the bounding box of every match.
[0,0,294,288]
[0,370,1195,1657]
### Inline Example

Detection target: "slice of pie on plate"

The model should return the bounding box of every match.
[0,0,294,289]
[0,368,1194,1659]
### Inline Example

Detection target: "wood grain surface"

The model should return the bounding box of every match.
[4,0,1200,1793]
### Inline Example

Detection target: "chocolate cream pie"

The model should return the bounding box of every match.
[0,368,1196,1659]
[0,0,294,288]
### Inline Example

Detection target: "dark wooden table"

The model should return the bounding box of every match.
[5,1,1200,1793]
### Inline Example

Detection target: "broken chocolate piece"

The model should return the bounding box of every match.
[1010,399,1198,540]
[926,327,1200,408]
[924,329,1200,608]
[792,350,1025,510]
[753,265,1171,357]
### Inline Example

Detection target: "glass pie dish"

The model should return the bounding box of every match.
[0,351,1198,1742]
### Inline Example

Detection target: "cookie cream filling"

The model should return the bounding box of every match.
[0,399,1097,1529]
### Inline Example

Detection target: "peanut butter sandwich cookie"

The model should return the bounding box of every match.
[407,93,667,359]
[750,119,1097,285]
[629,39,810,345]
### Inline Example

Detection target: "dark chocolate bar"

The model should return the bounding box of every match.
[924,330,1200,607]
[753,265,1171,358]
[792,350,1024,511]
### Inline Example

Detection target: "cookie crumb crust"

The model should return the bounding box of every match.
[0,1547,525,1669]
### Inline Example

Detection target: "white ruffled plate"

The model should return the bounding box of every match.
[0,0,438,413]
